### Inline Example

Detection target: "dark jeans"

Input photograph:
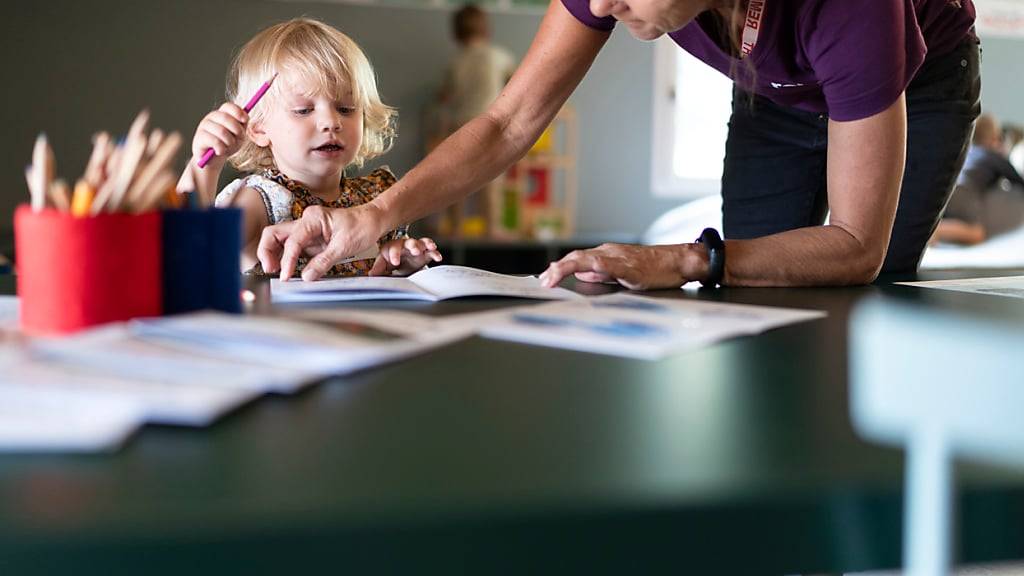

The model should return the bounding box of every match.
[720,39,982,273]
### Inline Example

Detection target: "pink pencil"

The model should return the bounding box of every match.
[197,72,278,169]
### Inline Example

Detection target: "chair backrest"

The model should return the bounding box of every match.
[850,296,1024,576]
[850,296,1024,464]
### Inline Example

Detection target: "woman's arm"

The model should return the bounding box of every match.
[541,94,908,288]
[723,93,907,286]
[259,0,611,281]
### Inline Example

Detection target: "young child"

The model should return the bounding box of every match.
[181,17,440,276]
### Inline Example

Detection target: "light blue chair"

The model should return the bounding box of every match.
[850,298,1024,576]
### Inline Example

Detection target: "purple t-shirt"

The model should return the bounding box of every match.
[562,0,976,121]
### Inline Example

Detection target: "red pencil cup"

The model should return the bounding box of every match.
[14,205,163,335]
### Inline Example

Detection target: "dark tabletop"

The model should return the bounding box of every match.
[0,270,1022,575]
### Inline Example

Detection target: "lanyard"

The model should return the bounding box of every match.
[740,0,766,58]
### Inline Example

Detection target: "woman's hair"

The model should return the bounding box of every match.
[715,0,756,87]
[227,17,397,172]
[722,0,744,51]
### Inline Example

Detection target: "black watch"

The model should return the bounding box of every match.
[695,227,725,288]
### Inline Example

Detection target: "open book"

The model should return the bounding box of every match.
[271,265,583,303]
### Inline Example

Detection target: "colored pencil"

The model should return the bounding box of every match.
[71,179,95,217]
[126,131,182,209]
[29,133,52,212]
[48,179,70,212]
[107,110,150,212]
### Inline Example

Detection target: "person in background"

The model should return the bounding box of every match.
[937,113,1024,245]
[433,4,517,236]
[180,18,440,276]
[440,4,517,131]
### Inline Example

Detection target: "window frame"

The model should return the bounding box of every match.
[649,37,732,199]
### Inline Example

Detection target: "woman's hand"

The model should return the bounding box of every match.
[191,102,249,166]
[257,203,389,281]
[369,237,443,276]
[539,243,704,290]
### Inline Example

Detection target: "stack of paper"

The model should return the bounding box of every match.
[0,309,462,453]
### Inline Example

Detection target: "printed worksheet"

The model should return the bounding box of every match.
[271,265,583,303]
[0,295,18,330]
[898,275,1024,299]
[473,293,826,360]
[33,312,458,396]
[0,310,467,452]
[0,382,142,453]
[1,356,255,427]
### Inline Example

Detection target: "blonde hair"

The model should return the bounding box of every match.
[227,18,397,172]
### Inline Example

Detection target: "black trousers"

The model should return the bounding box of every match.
[720,38,982,273]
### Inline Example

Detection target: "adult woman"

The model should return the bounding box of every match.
[257,0,979,288]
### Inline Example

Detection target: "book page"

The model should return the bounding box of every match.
[271,276,433,302]
[407,265,583,301]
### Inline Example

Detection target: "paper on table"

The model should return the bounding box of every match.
[897,275,1024,299]
[0,295,19,330]
[31,323,322,396]
[0,309,464,445]
[12,309,468,447]
[0,382,142,453]
[128,312,462,375]
[474,293,826,360]
[271,265,584,303]
[1,356,255,427]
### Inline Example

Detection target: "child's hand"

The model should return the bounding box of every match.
[191,102,249,166]
[369,237,442,276]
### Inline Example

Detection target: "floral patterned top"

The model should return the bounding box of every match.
[216,167,407,277]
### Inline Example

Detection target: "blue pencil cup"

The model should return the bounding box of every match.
[161,207,242,315]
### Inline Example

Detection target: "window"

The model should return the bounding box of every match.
[650,37,733,198]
